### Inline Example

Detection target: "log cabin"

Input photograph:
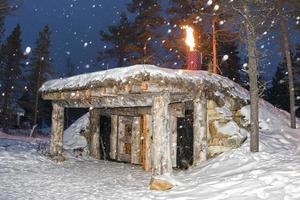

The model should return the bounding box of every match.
[40,65,250,187]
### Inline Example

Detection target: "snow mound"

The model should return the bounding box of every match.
[63,113,89,151]
[240,99,298,130]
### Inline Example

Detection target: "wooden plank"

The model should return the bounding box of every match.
[89,108,101,159]
[110,115,118,160]
[50,102,64,157]
[131,117,141,164]
[151,92,172,176]
[99,107,151,117]
[193,91,208,166]
[170,115,177,168]
[140,114,153,171]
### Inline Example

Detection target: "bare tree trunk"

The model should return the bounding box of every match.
[193,91,208,166]
[277,0,296,129]
[49,102,64,156]
[151,92,172,176]
[2,88,9,133]
[244,4,259,152]
[32,64,42,137]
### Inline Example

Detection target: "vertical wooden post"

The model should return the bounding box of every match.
[110,115,118,160]
[50,102,64,157]
[141,114,152,171]
[193,91,208,166]
[151,92,172,176]
[117,116,126,161]
[131,117,141,164]
[170,115,177,168]
[89,108,101,159]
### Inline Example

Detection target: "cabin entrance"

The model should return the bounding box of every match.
[177,110,194,169]
[117,116,133,163]
[102,114,151,170]
[99,115,111,160]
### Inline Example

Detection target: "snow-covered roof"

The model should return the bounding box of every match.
[40,64,249,101]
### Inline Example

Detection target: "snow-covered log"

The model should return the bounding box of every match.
[193,91,208,166]
[151,92,172,176]
[89,108,101,159]
[50,102,64,157]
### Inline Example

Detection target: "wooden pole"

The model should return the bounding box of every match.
[193,91,208,166]
[50,102,64,157]
[151,92,172,176]
[89,108,101,159]
[110,115,118,160]
[212,15,218,74]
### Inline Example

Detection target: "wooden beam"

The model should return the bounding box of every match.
[100,107,151,116]
[193,91,208,166]
[89,108,101,159]
[45,92,194,108]
[50,102,64,157]
[131,117,141,164]
[151,92,172,176]
[110,115,118,160]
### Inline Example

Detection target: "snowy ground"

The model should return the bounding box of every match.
[0,101,300,200]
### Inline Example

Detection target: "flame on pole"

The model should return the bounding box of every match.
[182,25,202,70]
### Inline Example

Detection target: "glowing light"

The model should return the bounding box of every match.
[182,25,195,51]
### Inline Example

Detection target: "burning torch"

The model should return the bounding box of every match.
[183,25,202,70]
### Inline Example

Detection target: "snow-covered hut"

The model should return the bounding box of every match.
[40,65,250,178]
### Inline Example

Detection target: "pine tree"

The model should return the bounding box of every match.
[20,25,55,132]
[266,60,290,111]
[98,13,135,67]
[126,0,164,64]
[293,45,300,117]
[0,24,24,131]
[218,40,242,85]
[0,0,10,42]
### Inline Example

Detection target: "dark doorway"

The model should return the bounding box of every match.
[100,115,111,160]
[177,110,194,169]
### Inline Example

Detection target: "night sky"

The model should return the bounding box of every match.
[5,0,130,75]
[3,0,300,80]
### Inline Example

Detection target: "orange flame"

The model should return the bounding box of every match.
[183,25,195,51]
